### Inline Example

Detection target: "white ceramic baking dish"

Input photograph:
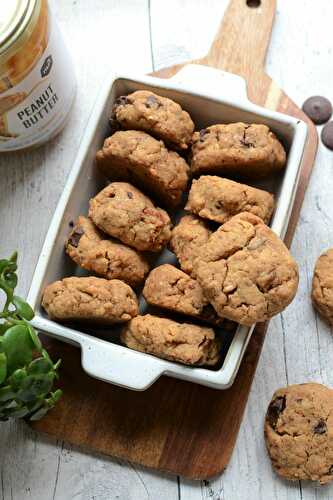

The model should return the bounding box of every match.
[27,64,308,391]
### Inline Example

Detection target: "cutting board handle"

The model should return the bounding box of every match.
[203,0,276,78]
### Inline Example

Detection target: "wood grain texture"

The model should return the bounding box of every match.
[1,0,332,498]
[28,0,317,482]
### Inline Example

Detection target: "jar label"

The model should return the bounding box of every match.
[0,14,76,151]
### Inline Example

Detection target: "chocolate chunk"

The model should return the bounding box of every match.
[313,419,327,434]
[69,220,74,228]
[302,96,332,125]
[115,96,129,107]
[267,396,286,428]
[127,191,133,199]
[68,227,84,248]
[145,95,161,109]
[321,121,333,150]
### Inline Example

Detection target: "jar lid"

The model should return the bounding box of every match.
[0,0,36,56]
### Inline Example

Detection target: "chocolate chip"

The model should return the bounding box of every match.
[68,227,84,248]
[145,94,161,109]
[321,121,333,150]
[127,191,133,199]
[302,96,332,125]
[115,96,129,107]
[69,220,74,227]
[313,419,327,434]
[267,396,286,428]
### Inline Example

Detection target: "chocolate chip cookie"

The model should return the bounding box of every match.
[121,314,221,366]
[191,123,286,178]
[312,248,333,324]
[89,182,172,252]
[194,212,298,325]
[265,383,333,484]
[143,264,222,325]
[110,90,194,149]
[66,216,149,287]
[169,215,212,277]
[185,176,275,224]
[42,276,138,324]
[96,130,189,207]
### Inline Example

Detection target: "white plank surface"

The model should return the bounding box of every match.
[1,0,333,499]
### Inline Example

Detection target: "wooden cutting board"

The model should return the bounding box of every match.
[30,0,318,480]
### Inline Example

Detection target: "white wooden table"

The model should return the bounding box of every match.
[1,1,333,498]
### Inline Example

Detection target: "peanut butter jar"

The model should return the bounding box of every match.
[0,0,77,151]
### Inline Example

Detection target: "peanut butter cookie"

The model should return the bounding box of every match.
[65,216,149,287]
[191,123,286,178]
[312,248,333,325]
[110,90,194,149]
[194,212,298,325]
[169,215,212,277]
[42,276,138,324]
[89,182,172,252]
[121,314,221,366]
[185,176,275,224]
[265,383,333,484]
[96,130,189,207]
[143,264,222,325]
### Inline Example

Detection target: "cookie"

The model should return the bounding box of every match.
[143,264,222,325]
[190,123,286,178]
[42,276,138,324]
[89,182,172,252]
[110,90,194,149]
[194,212,298,325]
[121,314,221,366]
[65,216,149,287]
[169,215,212,277]
[265,383,333,484]
[185,176,275,224]
[96,130,189,207]
[312,248,333,324]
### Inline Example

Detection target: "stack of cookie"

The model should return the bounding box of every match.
[42,89,299,369]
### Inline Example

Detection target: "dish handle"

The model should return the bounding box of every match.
[81,336,163,391]
[169,63,249,104]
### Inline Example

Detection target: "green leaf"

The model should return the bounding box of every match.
[4,272,17,290]
[12,296,34,321]
[2,325,34,375]
[27,325,42,351]
[0,352,7,384]
[0,323,11,335]
[16,373,54,402]
[29,405,49,421]
[28,358,53,375]
[9,368,27,390]
[0,386,16,402]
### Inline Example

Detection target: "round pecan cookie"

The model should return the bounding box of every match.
[265,383,333,484]
[110,90,194,149]
[42,276,139,324]
[66,216,149,287]
[194,212,299,325]
[312,248,333,324]
[121,314,221,366]
[191,123,286,178]
[89,182,172,252]
[96,130,189,208]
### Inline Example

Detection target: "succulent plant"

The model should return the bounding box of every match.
[0,253,62,421]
